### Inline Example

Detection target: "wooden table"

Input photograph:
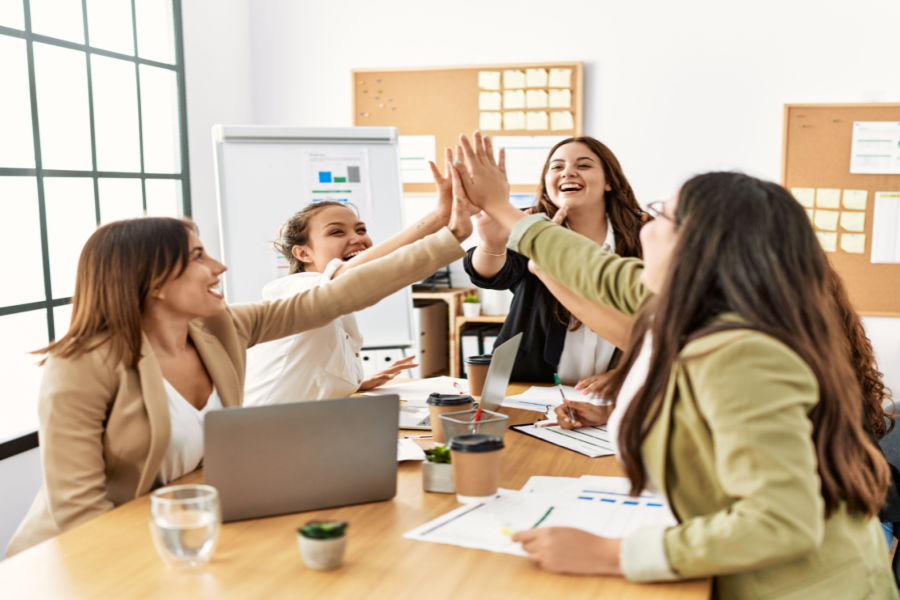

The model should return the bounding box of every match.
[0,386,710,599]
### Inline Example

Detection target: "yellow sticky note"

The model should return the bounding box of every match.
[842,189,868,210]
[550,111,574,130]
[503,70,526,89]
[478,71,501,90]
[526,111,549,130]
[503,90,525,109]
[525,68,548,87]
[813,209,839,231]
[548,68,572,87]
[548,89,572,109]
[478,92,501,111]
[816,232,837,252]
[839,211,865,232]
[840,233,866,254]
[479,112,502,131]
[791,188,815,208]
[503,111,526,130]
[525,89,548,108]
[815,188,841,209]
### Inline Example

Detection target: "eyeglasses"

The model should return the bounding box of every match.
[646,201,675,223]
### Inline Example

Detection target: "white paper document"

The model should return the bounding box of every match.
[871,192,900,263]
[364,376,468,406]
[397,438,426,462]
[490,136,565,185]
[404,476,675,556]
[303,148,373,219]
[502,384,595,411]
[514,424,615,457]
[397,135,437,184]
[850,121,900,174]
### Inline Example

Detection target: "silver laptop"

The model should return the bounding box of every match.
[398,332,522,429]
[204,395,399,521]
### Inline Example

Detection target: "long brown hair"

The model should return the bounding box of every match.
[38,217,195,368]
[275,201,354,274]
[534,136,645,258]
[605,172,889,517]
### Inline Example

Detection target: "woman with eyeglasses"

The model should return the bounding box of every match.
[463,135,646,392]
[451,132,896,598]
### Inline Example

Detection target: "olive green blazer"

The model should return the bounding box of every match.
[510,214,897,599]
[7,229,465,556]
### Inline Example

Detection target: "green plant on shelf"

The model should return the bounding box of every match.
[463,294,479,303]
[297,520,349,539]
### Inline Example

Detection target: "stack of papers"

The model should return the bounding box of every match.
[513,424,614,457]
[502,384,595,412]
[364,376,468,406]
[404,476,674,556]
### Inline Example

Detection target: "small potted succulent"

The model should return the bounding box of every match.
[297,520,349,570]
[422,445,454,493]
[461,294,481,318]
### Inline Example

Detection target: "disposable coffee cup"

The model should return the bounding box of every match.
[427,393,474,443]
[449,434,504,503]
[464,355,492,398]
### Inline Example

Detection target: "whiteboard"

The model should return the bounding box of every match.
[212,125,413,348]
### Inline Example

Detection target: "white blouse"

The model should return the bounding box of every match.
[607,333,654,458]
[157,380,223,485]
[556,215,618,384]
[243,258,365,405]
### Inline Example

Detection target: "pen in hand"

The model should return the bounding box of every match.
[553,373,576,424]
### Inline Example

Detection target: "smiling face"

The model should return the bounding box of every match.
[152,231,227,320]
[543,141,612,214]
[292,205,373,273]
[639,195,680,293]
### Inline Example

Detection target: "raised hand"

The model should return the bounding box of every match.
[448,162,478,242]
[358,355,418,391]
[453,132,510,211]
[428,147,454,225]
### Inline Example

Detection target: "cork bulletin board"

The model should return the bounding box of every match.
[782,103,900,316]
[352,62,583,194]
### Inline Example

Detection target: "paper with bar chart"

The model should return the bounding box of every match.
[303,148,373,218]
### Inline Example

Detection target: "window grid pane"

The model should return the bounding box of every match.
[0,34,35,168]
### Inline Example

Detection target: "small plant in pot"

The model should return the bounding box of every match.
[297,520,349,570]
[422,445,455,493]
[462,294,481,318]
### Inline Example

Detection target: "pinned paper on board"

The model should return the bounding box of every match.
[813,209,839,231]
[503,90,525,110]
[526,111,549,131]
[550,111,574,131]
[479,112,502,131]
[548,68,572,87]
[479,92,502,111]
[503,70,526,89]
[525,89,548,108]
[817,232,838,252]
[492,135,565,184]
[872,191,900,263]
[478,71,501,90]
[843,189,868,210]
[549,89,572,109]
[839,211,865,232]
[304,148,373,219]
[840,233,866,254]
[398,135,437,184]
[525,68,548,87]
[850,121,900,175]
[815,188,841,209]
[503,112,526,130]
[791,188,815,208]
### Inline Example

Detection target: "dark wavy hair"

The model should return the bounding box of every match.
[605,172,890,517]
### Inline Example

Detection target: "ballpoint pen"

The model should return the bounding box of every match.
[553,373,575,424]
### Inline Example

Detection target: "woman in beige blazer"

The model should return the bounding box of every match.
[7,198,472,556]
[452,132,896,599]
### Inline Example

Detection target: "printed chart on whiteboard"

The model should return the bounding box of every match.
[303,148,373,219]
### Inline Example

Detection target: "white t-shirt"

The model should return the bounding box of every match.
[607,333,653,458]
[158,380,223,485]
[556,215,618,384]
[243,258,365,406]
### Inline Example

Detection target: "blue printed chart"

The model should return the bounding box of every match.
[303,148,373,219]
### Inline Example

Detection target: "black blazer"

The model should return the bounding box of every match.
[463,247,567,383]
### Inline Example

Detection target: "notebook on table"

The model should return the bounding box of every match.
[204,395,399,521]
[398,332,522,429]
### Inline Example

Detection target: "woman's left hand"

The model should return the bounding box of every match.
[448,158,479,241]
[428,148,454,225]
[358,355,419,391]
[511,527,623,575]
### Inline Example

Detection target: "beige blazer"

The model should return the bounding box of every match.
[509,215,897,599]
[7,229,464,556]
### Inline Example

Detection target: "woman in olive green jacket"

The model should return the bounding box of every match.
[452,132,897,599]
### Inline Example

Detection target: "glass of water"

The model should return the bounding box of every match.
[149,484,221,568]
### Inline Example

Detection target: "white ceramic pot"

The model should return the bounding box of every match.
[462,302,481,318]
[422,461,455,493]
[297,535,347,570]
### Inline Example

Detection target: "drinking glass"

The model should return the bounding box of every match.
[149,484,221,568]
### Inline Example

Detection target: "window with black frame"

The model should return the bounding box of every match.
[0,0,190,459]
